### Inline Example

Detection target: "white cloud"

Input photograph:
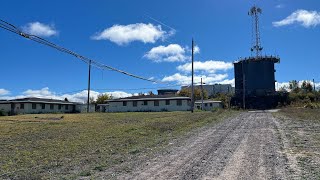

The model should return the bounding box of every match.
[91,23,172,45]
[217,78,235,87]
[177,60,233,73]
[273,10,320,27]
[276,80,320,91]
[144,44,189,62]
[23,22,57,37]
[0,87,134,103]
[193,45,200,54]
[162,73,229,86]
[0,89,10,96]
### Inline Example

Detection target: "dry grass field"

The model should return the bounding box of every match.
[274,108,320,179]
[0,110,236,179]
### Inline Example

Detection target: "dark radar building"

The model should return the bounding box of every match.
[232,56,283,109]
[231,6,287,109]
[234,56,279,97]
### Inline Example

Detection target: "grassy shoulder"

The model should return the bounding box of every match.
[277,107,320,121]
[0,109,237,179]
[274,108,320,179]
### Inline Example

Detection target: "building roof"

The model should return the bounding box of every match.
[0,97,78,105]
[157,89,179,91]
[107,95,190,102]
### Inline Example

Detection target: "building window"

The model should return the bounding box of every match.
[41,104,45,109]
[143,101,148,106]
[165,100,170,105]
[32,103,36,109]
[58,104,62,110]
[20,103,24,109]
[123,101,127,106]
[187,100,191,106]
[154,100,159,106]
[133,101,137,107]
[177,100,182,106]
[210,103,213,107]
[205,103,208,107]
[50,104,54,110]
[66,105,69,110]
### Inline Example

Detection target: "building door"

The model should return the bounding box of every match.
[10,103,15,115]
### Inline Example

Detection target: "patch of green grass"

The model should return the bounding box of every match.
[0,110,237,179]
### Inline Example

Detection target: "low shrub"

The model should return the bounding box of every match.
[0,109,8,116]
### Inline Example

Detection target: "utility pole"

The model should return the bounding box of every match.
[87,60,92,113]
[243,74,246,109]
[313,79,316,92]
[191,39,195,113]
[201,78,204,110]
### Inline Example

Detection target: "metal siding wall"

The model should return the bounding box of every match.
[234,59,276,97]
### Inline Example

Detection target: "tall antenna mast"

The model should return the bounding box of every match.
[249,5,263,58]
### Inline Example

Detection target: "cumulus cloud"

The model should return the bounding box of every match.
[276,81,320,91]
[23,22,58,37]
[0,89,10,96]
[273,10,320,27]
[91,23,172,45]
[144,44,189,62]
[0,87,133,103]
[177,60,233,73]
[218,78,235,87]
[162,73,229,86]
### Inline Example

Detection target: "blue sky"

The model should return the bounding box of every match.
[1,0,320,102]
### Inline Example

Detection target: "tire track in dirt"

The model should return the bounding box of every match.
[116,112,289,180]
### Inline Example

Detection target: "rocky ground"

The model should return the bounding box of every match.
[96,111,310,179]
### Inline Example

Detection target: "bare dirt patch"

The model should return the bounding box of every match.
[111,112,289,180]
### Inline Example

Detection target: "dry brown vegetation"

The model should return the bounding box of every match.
[0,110,236,179]
[274,108,320,179]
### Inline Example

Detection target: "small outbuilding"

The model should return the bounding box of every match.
[195,100,223,111]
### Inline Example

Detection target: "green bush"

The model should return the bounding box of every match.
[0,109,8,116]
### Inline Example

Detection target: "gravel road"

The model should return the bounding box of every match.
[119,112,290,180]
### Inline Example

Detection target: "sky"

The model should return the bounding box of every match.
[1,0,320,102]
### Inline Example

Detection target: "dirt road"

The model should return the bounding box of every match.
[119,112,291,180]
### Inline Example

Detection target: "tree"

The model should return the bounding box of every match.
[89,97,95,104]
[178,88,208,100]
[289,80,300,93]
[301,81,313,93]
[96,93,111,104]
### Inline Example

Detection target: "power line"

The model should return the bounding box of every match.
[55,84,182,95]
[0,19,167,84]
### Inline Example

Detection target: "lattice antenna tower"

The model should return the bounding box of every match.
[249,6,263,58]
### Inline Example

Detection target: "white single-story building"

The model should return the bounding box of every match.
[0,97,82,115]
[195,100,223,111]
[105,95,191,112]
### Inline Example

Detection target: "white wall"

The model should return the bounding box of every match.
[75,104,96,113]
[108,99,191,112]
[0,104,11,113]
[1,103,75,114]
[195,102,222,111]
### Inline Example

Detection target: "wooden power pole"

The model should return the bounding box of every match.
[87,60,92,113]
[191,39,195,113]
